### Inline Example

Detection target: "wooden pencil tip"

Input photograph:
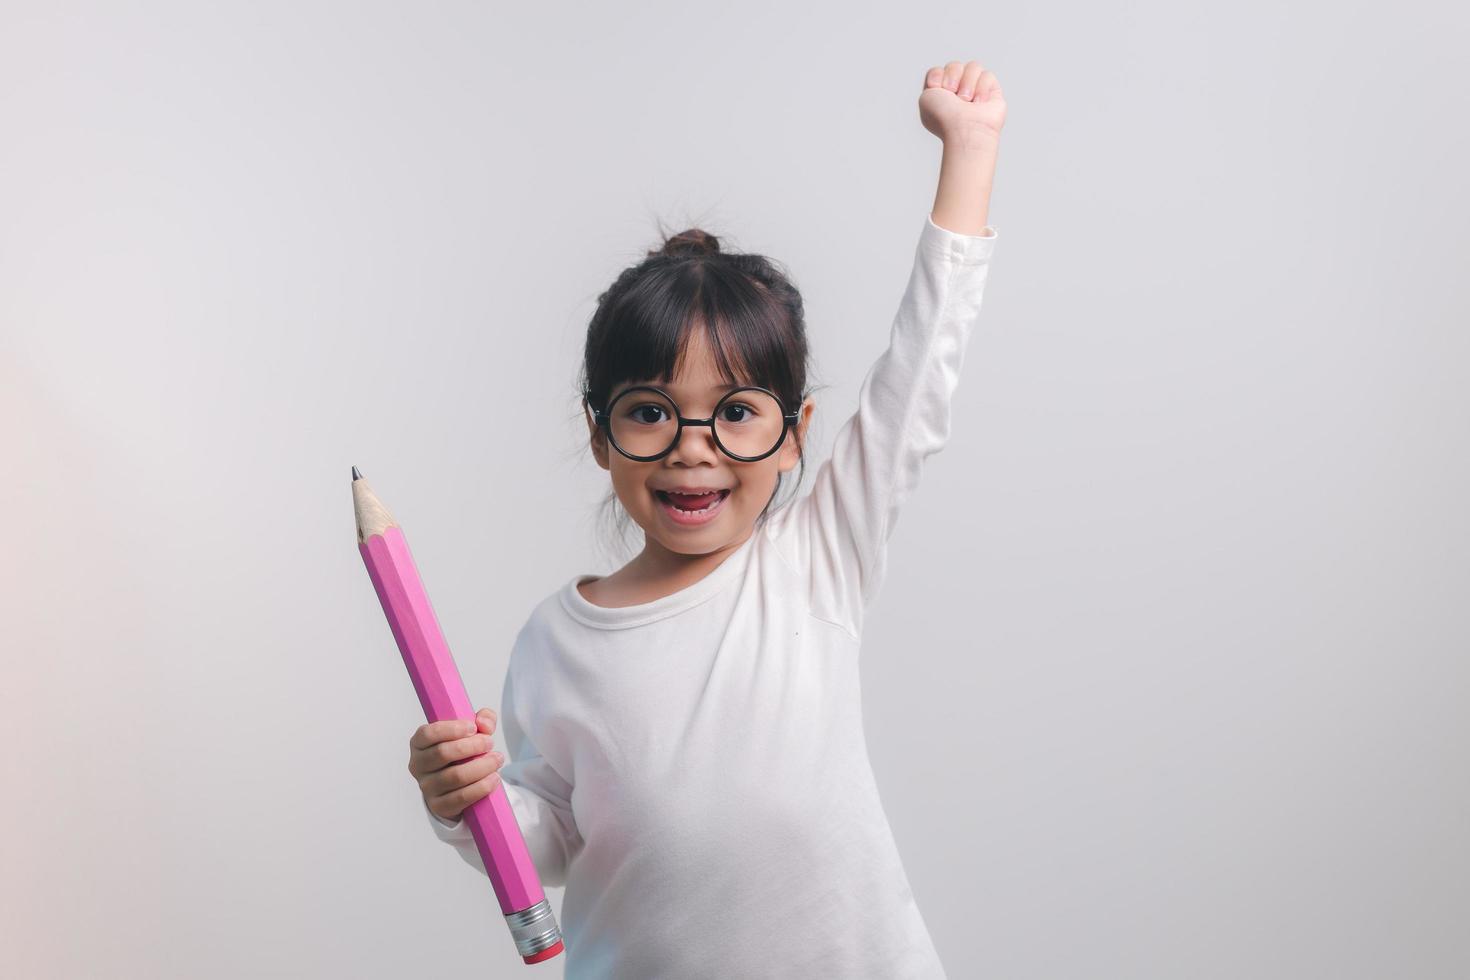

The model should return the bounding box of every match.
[352,465,363,481]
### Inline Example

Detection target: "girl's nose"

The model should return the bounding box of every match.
[667,423,720,465]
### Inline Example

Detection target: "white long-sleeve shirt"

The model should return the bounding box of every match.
[425,212,998,979]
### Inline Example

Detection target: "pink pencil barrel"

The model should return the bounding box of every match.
[353,469,564,965]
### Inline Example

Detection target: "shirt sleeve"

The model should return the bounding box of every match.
[421,661,583,889]
[768,212,998,637]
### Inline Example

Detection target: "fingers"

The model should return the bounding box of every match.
[427,767,503,821]
[409,731,495,775]
[408,710,496,754]
[957,62,985,100]
[409,717,477,752]
[944,60,972,94]
[424,746,506,799]
[924,61,995,102]
[407,713,499,778]
[977,70,1003,103]
[410,709,508,820]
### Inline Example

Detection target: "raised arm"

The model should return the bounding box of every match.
[767,60,1006,637]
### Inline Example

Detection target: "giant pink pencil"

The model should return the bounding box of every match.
[352,466,564,965]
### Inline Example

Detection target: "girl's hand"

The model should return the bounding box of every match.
[919,60,1006,151]
[409,707,505,822]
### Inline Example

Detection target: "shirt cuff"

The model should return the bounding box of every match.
[423,794,471,837]
[922,212,998,265]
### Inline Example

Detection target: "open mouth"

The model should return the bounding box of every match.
[654,488,731,525]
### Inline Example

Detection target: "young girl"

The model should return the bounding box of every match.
[408,59,1005,979]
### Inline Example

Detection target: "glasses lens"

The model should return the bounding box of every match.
[714,389,786,459]
[607,388,679,458]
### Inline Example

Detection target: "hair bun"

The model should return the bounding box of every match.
[655,228,721,259]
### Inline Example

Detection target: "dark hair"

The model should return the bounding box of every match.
[576,220,818,559]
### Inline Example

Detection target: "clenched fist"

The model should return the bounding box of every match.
[409,707,506,823]
[919,60,1006,149]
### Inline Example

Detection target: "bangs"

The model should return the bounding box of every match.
[586,260,801,410]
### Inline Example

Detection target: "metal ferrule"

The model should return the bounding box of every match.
[505,899,563,958]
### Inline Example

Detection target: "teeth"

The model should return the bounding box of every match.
[663,490,726,514]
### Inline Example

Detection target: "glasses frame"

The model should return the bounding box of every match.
[590,384,801,463]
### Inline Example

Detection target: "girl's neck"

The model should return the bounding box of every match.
[635,526,754,587]
[581,525,755,608]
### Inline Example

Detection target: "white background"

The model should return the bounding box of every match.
[3,1,1466,976]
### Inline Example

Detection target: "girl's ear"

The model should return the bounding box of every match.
[584,401,611,471]
[777,398,815,473]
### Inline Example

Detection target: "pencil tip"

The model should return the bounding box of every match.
[352,465,362,481]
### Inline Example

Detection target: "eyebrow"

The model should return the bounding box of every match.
[613,381,749,397]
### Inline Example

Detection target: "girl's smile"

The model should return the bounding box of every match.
[654,487,732,526]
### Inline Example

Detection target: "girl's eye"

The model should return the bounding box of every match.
[720,403,755,423]
[629,404,669,424]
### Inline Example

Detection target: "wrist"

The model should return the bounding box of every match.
[932,141,997,234]
[941,129,1002,159]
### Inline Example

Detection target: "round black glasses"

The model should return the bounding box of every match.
[590,384,801,463]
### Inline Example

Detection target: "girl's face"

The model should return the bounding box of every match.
[585,327,813,557]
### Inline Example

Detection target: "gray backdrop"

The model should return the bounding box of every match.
[3,1,1466,977]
